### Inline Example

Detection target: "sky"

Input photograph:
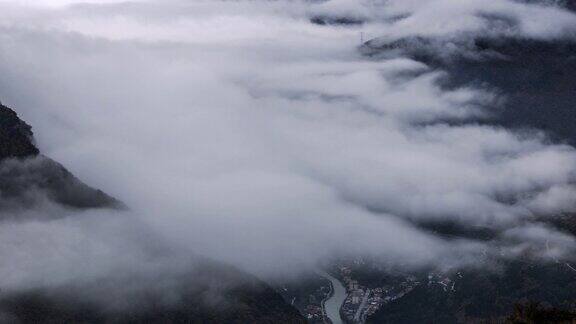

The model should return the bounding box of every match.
[0,0,575,299]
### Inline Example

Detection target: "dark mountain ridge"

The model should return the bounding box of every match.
[0,101,122,210]
[361,36,576,144]
[0,102,39,159]
[0,101,306,323]
[0,260,306,324]
[359,33,576,324]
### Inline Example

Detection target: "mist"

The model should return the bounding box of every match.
[0,0,575,302]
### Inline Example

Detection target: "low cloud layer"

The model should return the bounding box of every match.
[0,0,575,297]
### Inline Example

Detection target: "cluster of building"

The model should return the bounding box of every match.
[277,275,333,324]
[337,266,375,323]
[305,304,325,322]
[427,273,457,292]
[304,284,332,323]
[337,266,422,323]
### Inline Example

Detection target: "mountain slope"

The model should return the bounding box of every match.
[0,260,306,324]
[360,32,576,324]
[367,260,576,323]
[0,100,306,323]
[361,36,576,144]
[0,101,122,210]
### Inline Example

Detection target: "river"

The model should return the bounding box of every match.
[318,270,347,324]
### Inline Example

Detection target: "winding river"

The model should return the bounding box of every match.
[318,271,347,324]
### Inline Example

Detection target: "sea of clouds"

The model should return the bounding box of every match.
[0,0,575,294]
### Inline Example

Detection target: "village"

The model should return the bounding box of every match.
[335,265,457,323]
[276,261,461,324]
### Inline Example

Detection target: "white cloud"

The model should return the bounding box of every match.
[0,0,574,291]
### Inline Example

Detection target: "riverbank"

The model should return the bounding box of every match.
[318,271,347,324]
[320,279,334,324]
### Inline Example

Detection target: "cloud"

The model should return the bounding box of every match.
[310,0,576,39]
[0,0,574,300]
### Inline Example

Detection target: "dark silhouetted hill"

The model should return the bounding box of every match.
[0,261,306,324]
[361,33,576,324]
[0,100,306,323]
[0,101,122,210]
